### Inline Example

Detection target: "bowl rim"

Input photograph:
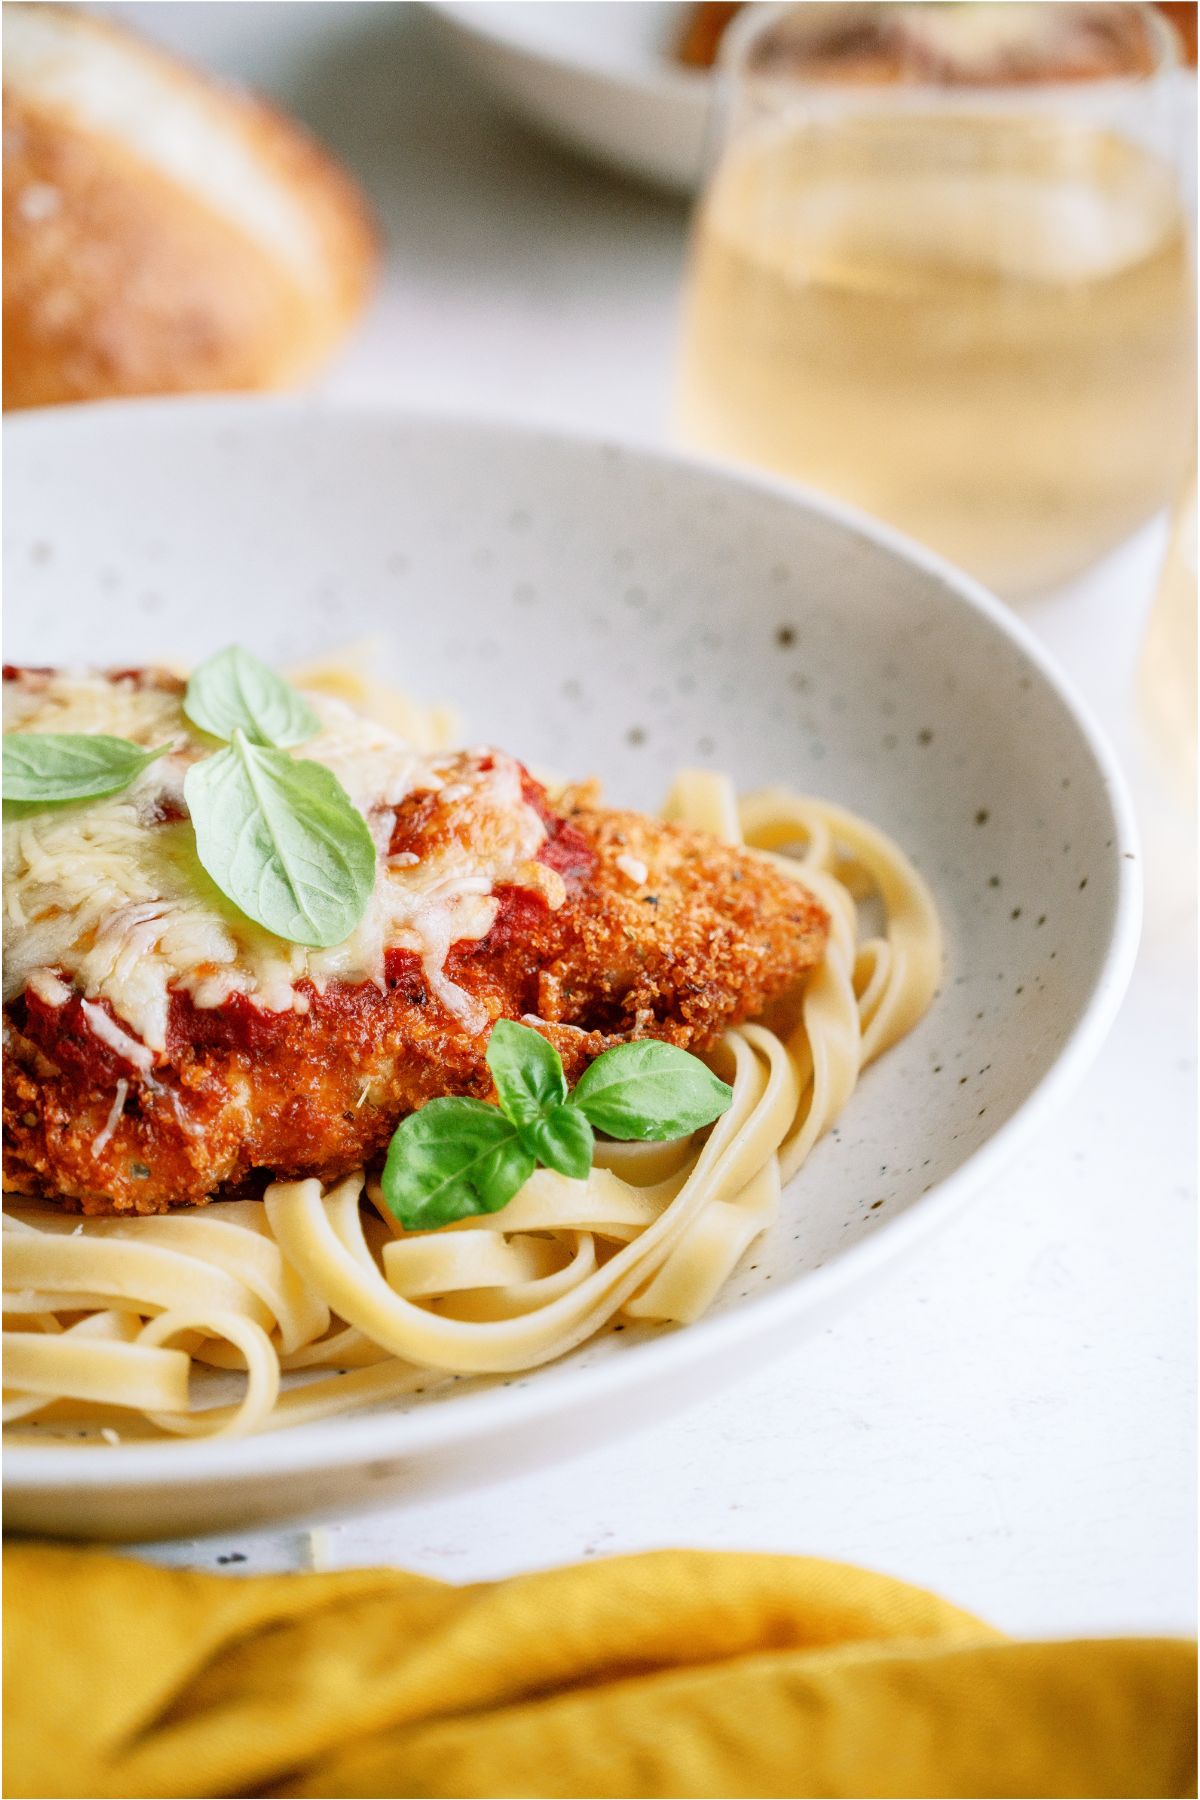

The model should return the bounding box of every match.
[426,0,711,102]
[2,395,1143,1494]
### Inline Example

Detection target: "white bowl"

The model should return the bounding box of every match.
[427,1,712,192]
[3,399,1139,1540]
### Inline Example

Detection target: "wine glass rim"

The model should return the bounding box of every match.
[718,1,1183,99]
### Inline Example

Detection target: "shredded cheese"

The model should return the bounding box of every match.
[79,1001,155,1072]
[91,1079,129,1157]
[4,673,551,1054]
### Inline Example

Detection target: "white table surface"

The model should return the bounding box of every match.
[113,2,1197,1639]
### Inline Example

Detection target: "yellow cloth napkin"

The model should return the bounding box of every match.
[4,1544,1194,1799]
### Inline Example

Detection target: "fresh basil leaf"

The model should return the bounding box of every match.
[486,1018,567,1126]
[185,732,375,948]
[518,1103,594,1182]
[2,733,165,804]
[382,1097,535,1228]
[570,1040,734,1141]
[184,646,319,748]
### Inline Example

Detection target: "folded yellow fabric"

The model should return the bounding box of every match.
[4,1544,1194,1799]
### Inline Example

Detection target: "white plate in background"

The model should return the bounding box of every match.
[3,399,1139,1539]
[427,1,714,191]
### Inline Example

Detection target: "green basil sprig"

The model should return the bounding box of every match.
[183,644,320,748]
[179,649,375,947]
[379,1096,538,1229]
[381,1019,733,1230]
[570,1040,736,1140]
[2,733,165,804]
[185,729,376,948]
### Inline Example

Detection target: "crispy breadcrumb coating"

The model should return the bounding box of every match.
[4,734,826,1215]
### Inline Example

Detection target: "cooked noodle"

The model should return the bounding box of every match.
[3,700,941,1441]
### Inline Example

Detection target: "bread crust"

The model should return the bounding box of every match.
[3,6,376,408]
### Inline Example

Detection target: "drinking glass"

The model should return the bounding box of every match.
[676,2,1196,596]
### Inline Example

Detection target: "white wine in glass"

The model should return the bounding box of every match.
[677,4,1195,596]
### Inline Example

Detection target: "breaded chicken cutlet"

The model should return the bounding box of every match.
[3,666,827,1215]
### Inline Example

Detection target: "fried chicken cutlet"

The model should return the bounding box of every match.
[3,667,827,1215]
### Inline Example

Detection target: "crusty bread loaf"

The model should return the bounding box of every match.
[3,3,377,409]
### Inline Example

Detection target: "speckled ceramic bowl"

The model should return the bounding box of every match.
[3,400,1139,1540]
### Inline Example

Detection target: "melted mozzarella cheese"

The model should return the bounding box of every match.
[3,672,551,1053]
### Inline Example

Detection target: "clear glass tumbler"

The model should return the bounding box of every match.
[676,2,1196,596]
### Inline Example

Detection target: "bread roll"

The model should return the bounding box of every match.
[3,3,377,409]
